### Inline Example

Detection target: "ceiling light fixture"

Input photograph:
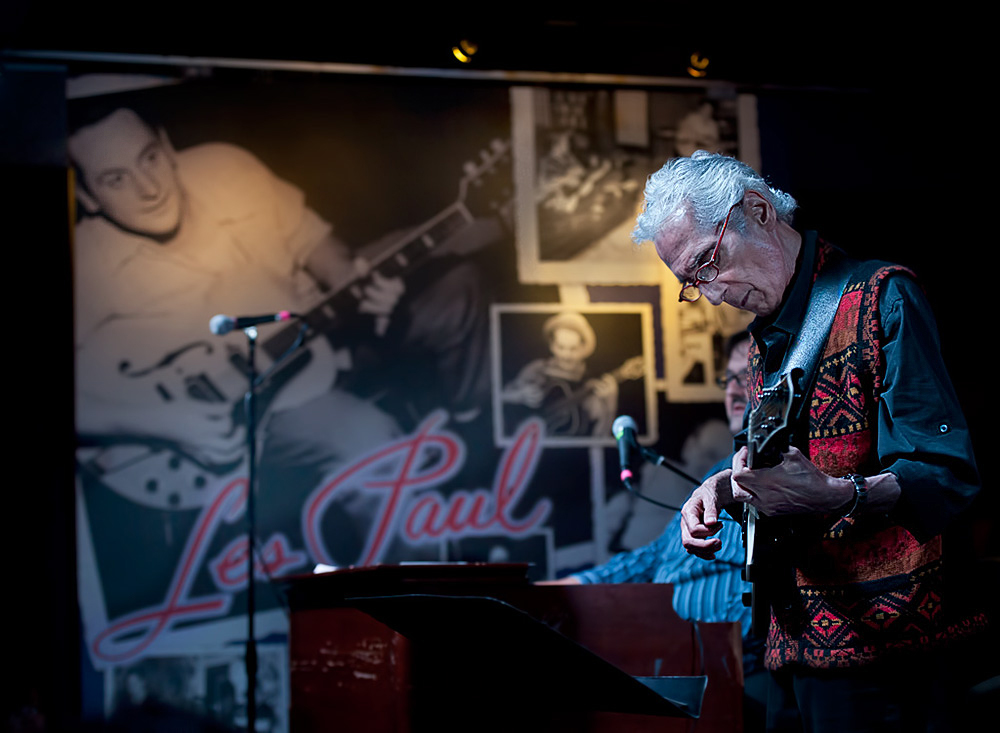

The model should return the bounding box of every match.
[687,53,709,78]
[452,39,479,64]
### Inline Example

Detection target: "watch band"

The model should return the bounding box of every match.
[841,473,868,518]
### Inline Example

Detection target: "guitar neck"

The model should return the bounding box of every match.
[608,365,632,383]
[259,137,511,362]
[262,202,473,360]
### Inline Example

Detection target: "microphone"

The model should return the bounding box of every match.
[612,415,640,486]
[209,311,298,335]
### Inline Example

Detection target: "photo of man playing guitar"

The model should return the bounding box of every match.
[70,101,504,546]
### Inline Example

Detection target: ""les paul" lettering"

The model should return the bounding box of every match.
[91,413,548,663]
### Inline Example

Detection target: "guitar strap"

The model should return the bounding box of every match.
[774,238,858,431]
[740,237,858,635]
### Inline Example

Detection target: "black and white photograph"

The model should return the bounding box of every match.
[491,304,655,446]
[68,70,519,686]
[660,287,754,402]
[511,85,751,285]
[107,649,288,733]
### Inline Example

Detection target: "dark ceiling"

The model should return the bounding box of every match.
[0,4,967,93]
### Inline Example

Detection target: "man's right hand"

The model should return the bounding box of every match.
[171,400,247,467]
[679,469,734,560]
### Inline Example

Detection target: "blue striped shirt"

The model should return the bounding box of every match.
[573,507,752,640]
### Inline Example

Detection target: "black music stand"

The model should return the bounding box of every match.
[343,593,707,720]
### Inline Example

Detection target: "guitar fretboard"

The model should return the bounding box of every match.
[262,204,472,360]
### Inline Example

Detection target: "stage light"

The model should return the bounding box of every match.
[687,53,710,78]
[452,39,479,63]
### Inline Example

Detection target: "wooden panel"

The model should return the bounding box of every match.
[284,566,743,732]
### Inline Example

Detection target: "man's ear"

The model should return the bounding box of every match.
[744,190,777,231]
[72,171,101,215]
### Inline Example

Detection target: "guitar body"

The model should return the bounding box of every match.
[538,378,587,436]
[76,329,345,510]
[539,356,646,436]
[742,369,804,635]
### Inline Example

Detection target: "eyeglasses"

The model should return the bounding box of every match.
[678,200,742,303]
[715,370,747,390]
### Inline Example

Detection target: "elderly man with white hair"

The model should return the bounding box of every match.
[634,151,984,732]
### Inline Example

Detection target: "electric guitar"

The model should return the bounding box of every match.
[77,139,513,510]
[741,368,804,636]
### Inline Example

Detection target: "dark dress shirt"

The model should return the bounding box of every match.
[747,232,979,541]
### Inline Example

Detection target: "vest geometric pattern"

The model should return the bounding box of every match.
[748,243,986,670]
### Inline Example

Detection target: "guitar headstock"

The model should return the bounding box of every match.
[747,369,801,469]
[457,138,513,224]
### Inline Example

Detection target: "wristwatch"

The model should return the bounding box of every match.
[841,473,868,518]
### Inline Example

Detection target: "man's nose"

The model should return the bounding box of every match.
[701,283,723,306]
[133,171,161,199]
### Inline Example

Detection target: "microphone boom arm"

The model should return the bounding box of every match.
[639,446,704,486]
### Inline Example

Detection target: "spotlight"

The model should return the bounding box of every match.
[452,39,479,63]
[687,53,710,78]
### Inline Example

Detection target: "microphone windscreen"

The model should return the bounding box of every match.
[612,414,637,439]
[209,314,235,335]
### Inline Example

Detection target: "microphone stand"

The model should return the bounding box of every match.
[241,325,260,733]
[234,318,309,733]
[620,445,710,512]
[639,446,703,487]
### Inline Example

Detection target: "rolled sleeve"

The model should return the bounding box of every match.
[877,274,980,540]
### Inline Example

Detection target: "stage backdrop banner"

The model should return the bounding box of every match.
[68,70,755,728]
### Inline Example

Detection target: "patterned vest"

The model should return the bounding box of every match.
[748,242,984,670]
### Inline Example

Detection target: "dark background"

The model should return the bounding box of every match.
[2,6,991,730]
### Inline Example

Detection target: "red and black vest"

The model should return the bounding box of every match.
[748,242,985,670]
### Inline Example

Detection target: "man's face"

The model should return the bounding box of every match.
[653,208,793,317]
[724,339,750,434]
[549,327,587,370]
[69,109,183,238]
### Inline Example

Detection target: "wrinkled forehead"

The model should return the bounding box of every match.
[69,109,158,175]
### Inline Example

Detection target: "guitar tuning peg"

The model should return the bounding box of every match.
[463,161,478,176]
[490,138,506,152]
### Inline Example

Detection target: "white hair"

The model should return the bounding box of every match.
[631,151,798,244]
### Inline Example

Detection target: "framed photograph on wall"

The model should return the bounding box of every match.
[511,85,758,285]
[491,303,656,447]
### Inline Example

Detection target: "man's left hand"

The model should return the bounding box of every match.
[731,446,854,516]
